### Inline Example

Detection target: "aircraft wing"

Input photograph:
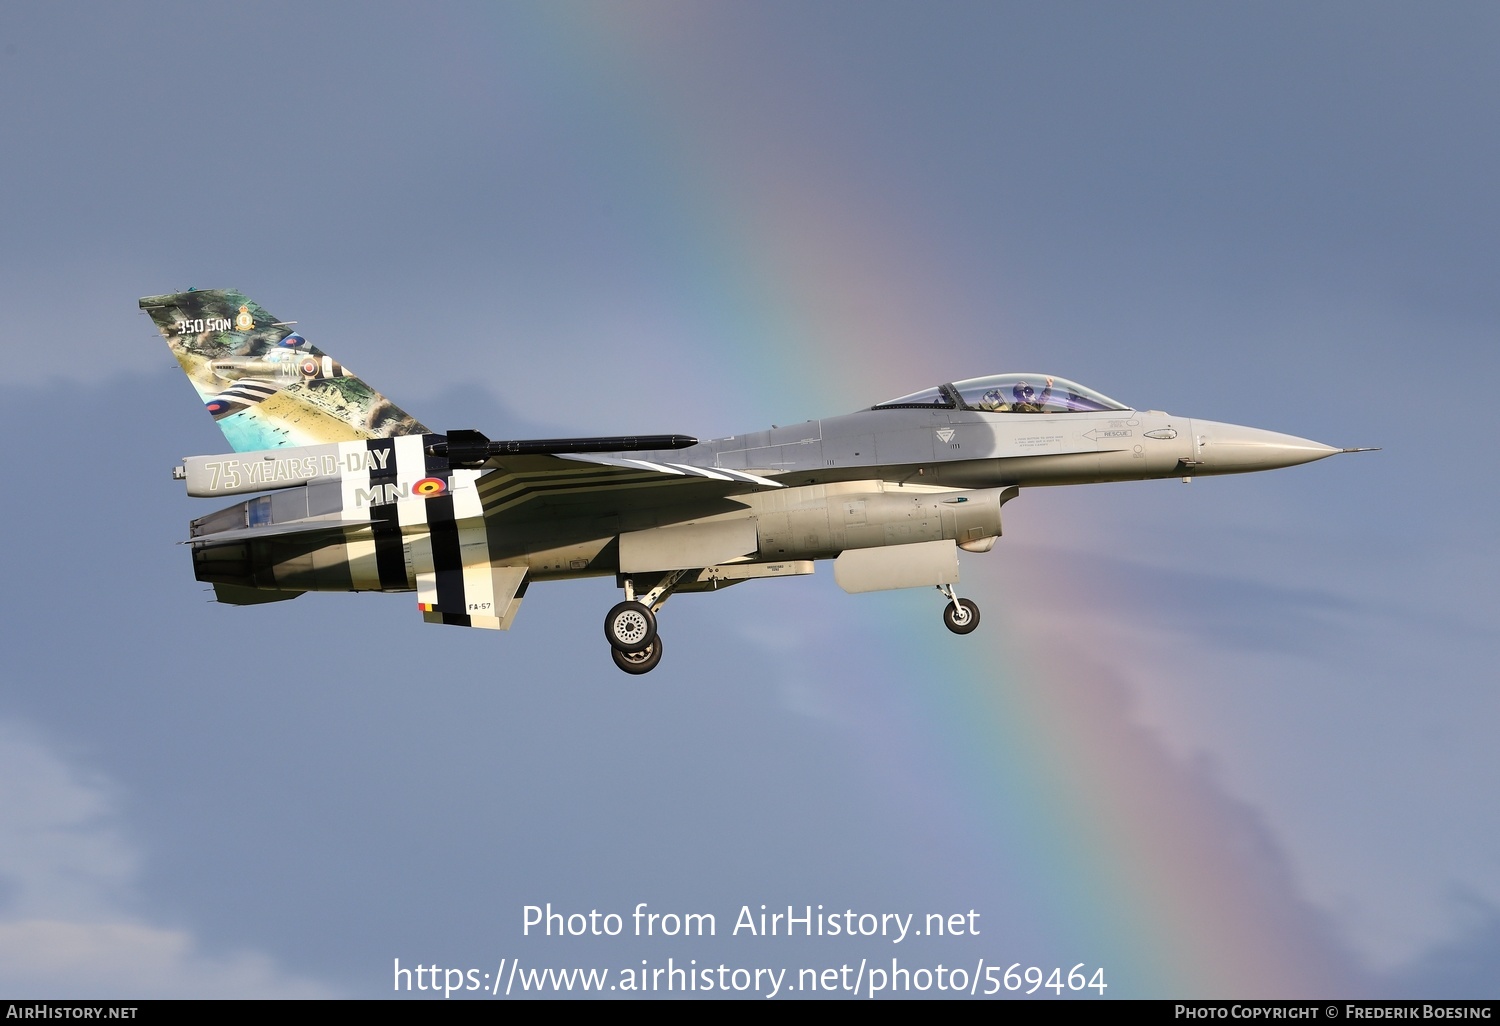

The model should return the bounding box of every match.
[475,452,784,520]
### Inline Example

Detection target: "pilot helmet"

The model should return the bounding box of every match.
[1013,381,1035,403]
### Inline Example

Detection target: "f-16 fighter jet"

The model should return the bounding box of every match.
[143,289,1371,674]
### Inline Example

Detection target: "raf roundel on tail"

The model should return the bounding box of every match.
[144,289,1375,675]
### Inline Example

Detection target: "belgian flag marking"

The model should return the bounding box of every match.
[413,477,447,497]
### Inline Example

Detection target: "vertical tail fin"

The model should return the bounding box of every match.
[140,288,428,452]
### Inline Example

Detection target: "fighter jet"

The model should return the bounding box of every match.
[143,289,1371,674]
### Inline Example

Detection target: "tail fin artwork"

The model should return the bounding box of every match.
[140,289,428,452]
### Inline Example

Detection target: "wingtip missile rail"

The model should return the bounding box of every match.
[428,430,699,467]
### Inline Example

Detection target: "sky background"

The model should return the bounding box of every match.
[0,0,1495,999]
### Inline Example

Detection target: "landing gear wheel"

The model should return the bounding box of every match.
[612,636,663,674]
[604,600,657,652]
[943,598,981,635]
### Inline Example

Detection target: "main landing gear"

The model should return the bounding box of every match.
[604,571,688,674]
[938,583,981,635]
[611,636,663,675]
[604,600,656,651]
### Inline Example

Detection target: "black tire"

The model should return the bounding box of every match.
[943,598,981,635]
[604,600,657,652]
[612,636,663,674]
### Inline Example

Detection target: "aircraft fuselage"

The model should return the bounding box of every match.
[186,401,1339,597]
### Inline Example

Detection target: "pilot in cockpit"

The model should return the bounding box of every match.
[977,376,1056,412]
[1010,376,1055,413]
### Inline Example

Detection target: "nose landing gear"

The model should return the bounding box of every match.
[938,584,981,635]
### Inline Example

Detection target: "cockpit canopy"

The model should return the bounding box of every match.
[872,374,1130,414]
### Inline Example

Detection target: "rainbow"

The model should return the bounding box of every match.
[452,6,1355,996]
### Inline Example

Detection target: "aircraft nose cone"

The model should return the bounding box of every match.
[1191,420,1341,473]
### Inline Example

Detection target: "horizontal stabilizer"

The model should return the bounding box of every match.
[417,566,528,631]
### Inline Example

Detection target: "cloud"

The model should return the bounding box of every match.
[0,921,334,999]
[0,721,338,998]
